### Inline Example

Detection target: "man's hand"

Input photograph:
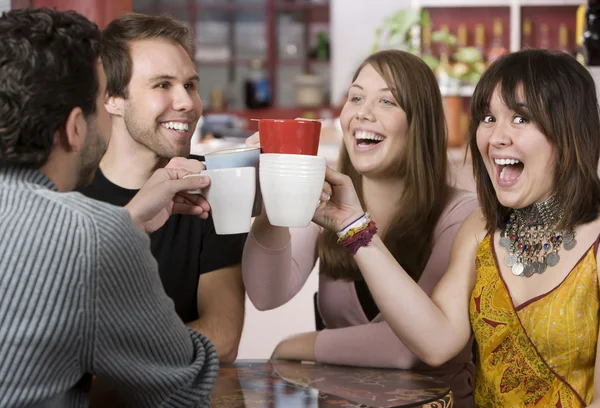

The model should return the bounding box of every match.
[245,131,260,148]
[126,158,211,234]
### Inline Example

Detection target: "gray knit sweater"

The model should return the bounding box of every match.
[0,166,219,407]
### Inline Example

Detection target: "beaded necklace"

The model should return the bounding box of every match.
[499,195,576,277]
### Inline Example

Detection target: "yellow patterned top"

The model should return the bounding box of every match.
[469,235,599,407]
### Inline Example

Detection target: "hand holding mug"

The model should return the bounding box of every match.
[312,167,365,233]
[126,158,211,234]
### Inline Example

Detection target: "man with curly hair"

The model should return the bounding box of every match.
[0,8,219,407]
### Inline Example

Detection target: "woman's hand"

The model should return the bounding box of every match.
[312,167,365,233]
[271,332,318,362]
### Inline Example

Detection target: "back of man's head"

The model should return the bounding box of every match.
[0,8,101,169]
[102,13,193,99]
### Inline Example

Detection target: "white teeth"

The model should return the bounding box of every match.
[162,122,189,132]
[355,131,384,141]
[500,166,507,181]
[494,158,521,165]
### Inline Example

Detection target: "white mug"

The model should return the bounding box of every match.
[184,167,256,235]
[259,155,326,227]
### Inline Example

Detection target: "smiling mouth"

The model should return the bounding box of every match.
[355,130,385,147]
[161,121,190,133]
[495,158,524,182]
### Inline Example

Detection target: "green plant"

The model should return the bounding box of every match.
[372,9,486,86]
[371,8,430,54]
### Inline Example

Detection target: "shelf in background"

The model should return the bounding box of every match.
[419,0,581,6]
[420,0,510,7]
[518,0,582,5]
[277,58,330,66]
[276,1,330,11]
[205,106,341,125]
[195,58,253,66]
[441,84,476,98]
[188,1,330,12]
[194,58,329,67]
[195,2,266,12]
[135,3,266,14]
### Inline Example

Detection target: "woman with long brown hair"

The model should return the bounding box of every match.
[307,49,600,407]
[242,49,478,406]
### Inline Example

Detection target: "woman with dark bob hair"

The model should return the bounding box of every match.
[305,49,600,406]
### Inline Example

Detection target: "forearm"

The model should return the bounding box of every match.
[250,211,290,249]
[124,206,146,234]
[243,224,320,310]
[315,323,419,369]
[242,232,296,310]
[188,312,243,363]
[353,235,464,366]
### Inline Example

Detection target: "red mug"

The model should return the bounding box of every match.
[258,119,321,155]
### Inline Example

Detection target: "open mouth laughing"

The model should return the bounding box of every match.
[354,130,385,150]
[494,157,524,187]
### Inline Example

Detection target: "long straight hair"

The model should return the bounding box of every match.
[318,50,451,282]
[469,50,600,232]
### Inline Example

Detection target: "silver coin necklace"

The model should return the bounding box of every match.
[499,195,577,277]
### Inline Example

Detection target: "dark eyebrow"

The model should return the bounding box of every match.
[148,74,200,84]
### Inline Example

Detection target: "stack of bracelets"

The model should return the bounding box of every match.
[336,213,378,255]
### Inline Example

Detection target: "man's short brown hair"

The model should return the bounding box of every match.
[101,13,194,98]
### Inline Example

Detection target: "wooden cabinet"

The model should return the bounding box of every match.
[132,0,331,110]
[12,0,131,28]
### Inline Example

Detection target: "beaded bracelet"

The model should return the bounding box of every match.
[339,221,377,255]
[337,213,371,241]
[337,213,369,238]
[336,213,378,255]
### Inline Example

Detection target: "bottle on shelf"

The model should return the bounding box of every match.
[453,24,471,84]
[315,32,330,61]
[487,19,507,64]
[576,4,587,64]
[584,0,600,66]
[436,25,461,96]
[422,23,433,56]
[539,24,551,50]
[474,24,486,63]
[410,24,422,56]
[457,24,468,48]
[210,87,224,111]
[558,24,571,55]
[419,23,439,71]
[584,0,600,111]
[436,25,453,95]
[244,58,271,110]
[522,18,533,49]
